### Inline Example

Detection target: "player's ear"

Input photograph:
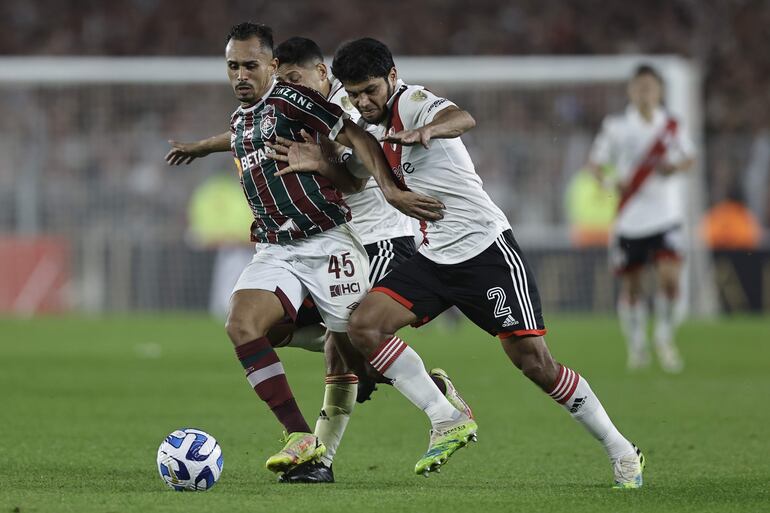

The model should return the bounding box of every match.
[388,67,397,87]
[317,62,328,81]
[268,57,279,75]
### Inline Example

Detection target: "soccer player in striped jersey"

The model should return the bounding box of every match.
[167,22,444,479]
[322,38,645,488]
[167,35,473,483]
[588,65,695,373]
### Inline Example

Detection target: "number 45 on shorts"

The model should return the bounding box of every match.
[327,252,363,298]
[328,252,356,279]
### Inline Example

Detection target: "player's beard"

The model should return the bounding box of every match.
[369,81,394,125]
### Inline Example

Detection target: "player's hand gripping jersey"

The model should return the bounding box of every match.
[361,80,510,264]
[590,106,695,238]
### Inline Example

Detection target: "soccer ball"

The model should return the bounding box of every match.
[156,428,223,491]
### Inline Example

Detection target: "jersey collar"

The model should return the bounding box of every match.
[386,79,408,110]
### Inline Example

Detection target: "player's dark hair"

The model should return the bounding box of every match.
[633,64,663,85]
[225,22,274,52]
[275,37,324,67]
[331,38,395,83]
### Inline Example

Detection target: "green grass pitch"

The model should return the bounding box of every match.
[1,314,768,513]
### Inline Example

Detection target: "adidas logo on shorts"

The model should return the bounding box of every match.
[502,315,518,327]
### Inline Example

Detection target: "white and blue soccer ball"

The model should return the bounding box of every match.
[156,428,223,491]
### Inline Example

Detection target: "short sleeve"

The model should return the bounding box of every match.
[398,87,456,130]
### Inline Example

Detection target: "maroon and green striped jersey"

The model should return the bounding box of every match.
[230,80,352,243]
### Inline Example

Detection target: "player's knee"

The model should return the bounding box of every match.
[520,355,548,385]
[661,278,679,299]
[225,312,265,346]
[347,307,371,342]
[347,306,384,350]
[624,283,644,303]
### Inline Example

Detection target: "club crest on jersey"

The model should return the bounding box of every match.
[410,90,428,102]
[260,105,277,140]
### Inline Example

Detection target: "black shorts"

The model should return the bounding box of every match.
[372,230,546,339]
[610,225,684,274]
[295,235,417,328]
[365,235,417,285]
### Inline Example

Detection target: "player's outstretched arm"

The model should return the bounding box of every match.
[336,119,444,221]
[165,131,230,165]
[380,106,476,149]
[266,130,366,194]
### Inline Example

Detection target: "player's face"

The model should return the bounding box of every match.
[225,37,278,105]
[277,61,327,94]
[342,68,398,124]
[628,74,662,110]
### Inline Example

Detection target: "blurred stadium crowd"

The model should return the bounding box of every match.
[2,0,768,231]
[0,0,767,313]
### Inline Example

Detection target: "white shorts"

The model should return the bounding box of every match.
[232,224,369,332]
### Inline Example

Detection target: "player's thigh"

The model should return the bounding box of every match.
[655,258,682,295]
[618,267,645,300]
[295,225,370,333]
[226,289,289,344]
[350,288,420,337]
[451,231,546,339]
[228,250,308,342]
[654,227,684,293]
[360,252,449,333]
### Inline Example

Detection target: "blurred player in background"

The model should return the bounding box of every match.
[588,65,695,373]
[166,33,467,483]
[309,37,645,488]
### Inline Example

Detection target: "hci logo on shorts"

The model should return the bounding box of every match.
[330,282,361,298]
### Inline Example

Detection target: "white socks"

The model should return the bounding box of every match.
[369,336,460,427]
[549,365,634,461]
[314,375,357,467]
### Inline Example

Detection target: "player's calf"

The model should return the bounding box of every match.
[500,335,560,391]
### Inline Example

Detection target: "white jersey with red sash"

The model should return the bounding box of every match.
[590,106,695,238]
[360,79,510,265]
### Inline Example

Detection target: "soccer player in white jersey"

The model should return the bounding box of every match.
[588,65,695,373]
[321,38,645,488]
[166,36,472,483]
